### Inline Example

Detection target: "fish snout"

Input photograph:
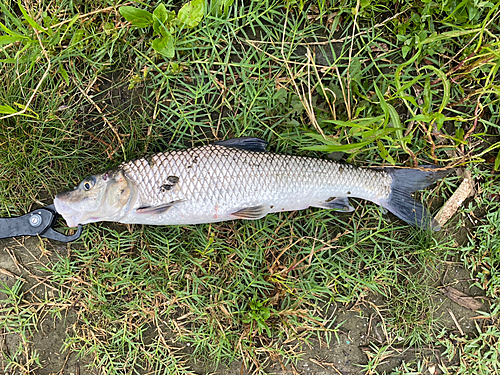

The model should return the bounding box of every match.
[54,194,82,228]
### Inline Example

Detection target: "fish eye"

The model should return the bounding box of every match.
[81,177,95,191]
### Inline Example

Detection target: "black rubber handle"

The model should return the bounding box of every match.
[0,209,53,240]
[0,208,82,242]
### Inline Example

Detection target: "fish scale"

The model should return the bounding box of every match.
[54,137,452,229]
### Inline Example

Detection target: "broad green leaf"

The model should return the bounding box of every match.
[407,114,433,122]
[0,21,30,40]
[14,102,39,118]
[152,34,175,58]
[377,141,395,165]
[387,104,403,138]
[392,74,424,98]
[67,13,80,29]
[153,4,175,36]
[60,14,80,43]
[0,21,15,36]
[59,65,69,85]
[399,95,419,108]
[0,35,23,45]
[495,150,500,171]
[0,104,17,114]
[119,6,153,27]
[423,76,431,114]
[177,0,206,29]
[210,0,234,17]
[0,2,27,34]
[69,29,84,47]
[17,0,47,33]
[395,47,421,90]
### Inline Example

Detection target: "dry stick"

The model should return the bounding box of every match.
[365,300,390,343]
[72,77,126,159]
[0,267,25,282]
[57,352,72,375]
[463,97,482,147]
[309,358,343,375]
[447,308,465,336]
[431,51,477,85]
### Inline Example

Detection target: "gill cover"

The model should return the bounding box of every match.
[54,170,134,227]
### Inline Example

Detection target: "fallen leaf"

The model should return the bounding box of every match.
[440,286,483,310]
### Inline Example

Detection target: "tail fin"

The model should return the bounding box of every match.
[380,167,453,231]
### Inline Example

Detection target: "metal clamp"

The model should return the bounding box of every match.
[0,205,82,243]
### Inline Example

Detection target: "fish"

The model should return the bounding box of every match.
[54,137,452,230]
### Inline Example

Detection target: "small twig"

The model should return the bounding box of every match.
[365,300,389,343]
[365,313,373,345]
[431,51,477,85]
[309,358,343,375]
[447,308,465,336]
[0,268,25,283]
[57,352,72,375]
[462,98,482,147]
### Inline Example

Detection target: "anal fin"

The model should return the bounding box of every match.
[316,197,354,212]
[231,205,269,220]
[136,200,184,215]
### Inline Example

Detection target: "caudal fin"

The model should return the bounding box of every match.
[380,167,453,230]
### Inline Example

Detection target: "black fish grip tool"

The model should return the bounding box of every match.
[0,205,82,243]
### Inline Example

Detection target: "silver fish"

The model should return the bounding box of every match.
[54,137,451,229]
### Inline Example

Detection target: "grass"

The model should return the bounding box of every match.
[0,0,500,374]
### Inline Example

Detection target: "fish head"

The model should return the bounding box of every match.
[54,170,133,227]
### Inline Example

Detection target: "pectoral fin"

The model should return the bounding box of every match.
[136,200,184,215]
[231,205,269,219]
[316,197,354,212]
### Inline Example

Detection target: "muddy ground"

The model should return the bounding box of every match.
[0,231,485,375]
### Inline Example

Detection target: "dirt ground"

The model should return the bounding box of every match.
[0,231,485,375]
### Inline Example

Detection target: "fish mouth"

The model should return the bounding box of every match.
[54,197,84,228]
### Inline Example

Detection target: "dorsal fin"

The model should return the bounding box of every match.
[213,137,268,152]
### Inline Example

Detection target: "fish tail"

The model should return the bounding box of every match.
[379,167,453,231]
